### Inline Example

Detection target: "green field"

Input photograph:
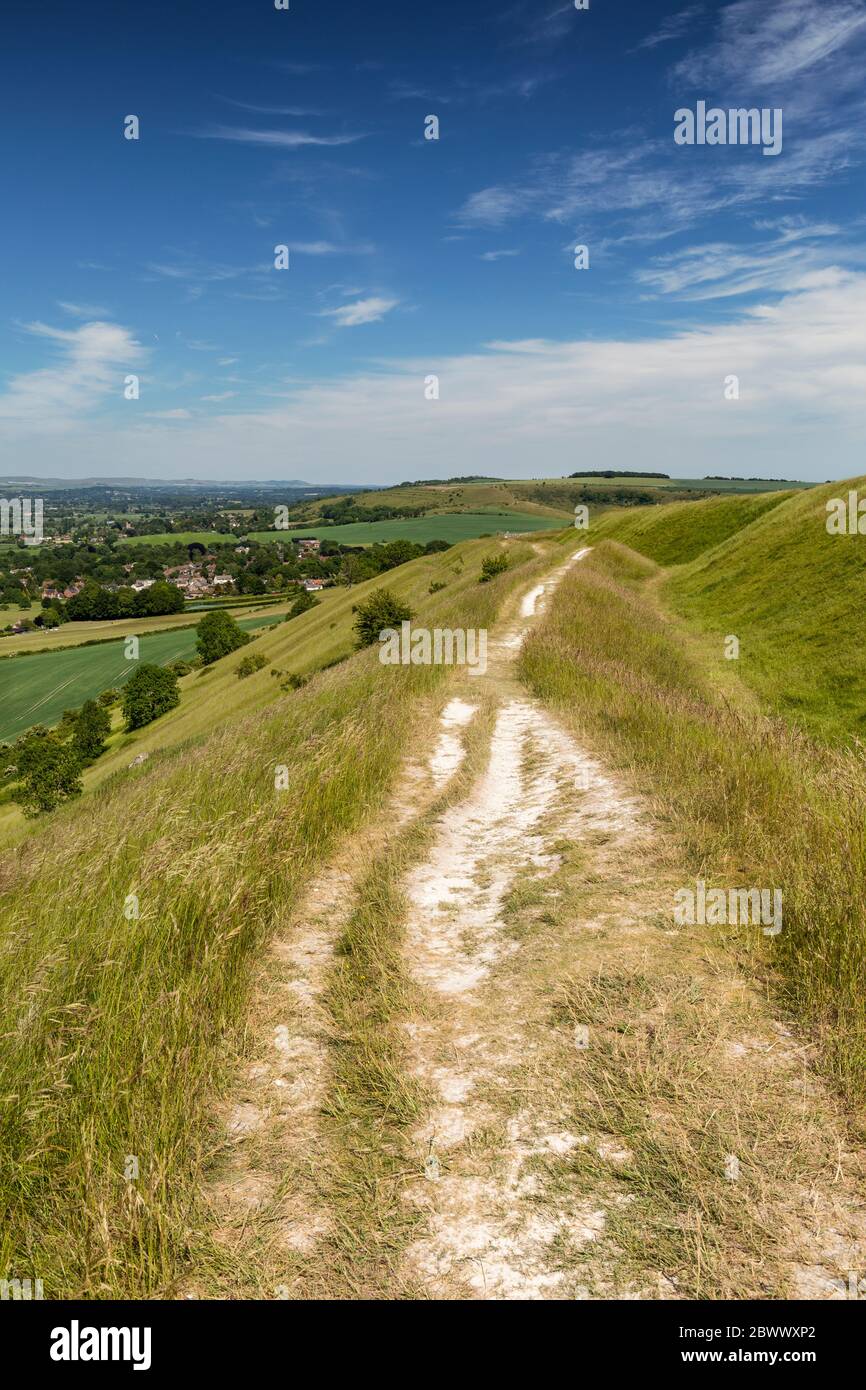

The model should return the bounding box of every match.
[246,512,561,546]
[117,531,238,547]
[0,613,280,742]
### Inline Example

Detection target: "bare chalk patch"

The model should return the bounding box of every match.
[428,699,478,788]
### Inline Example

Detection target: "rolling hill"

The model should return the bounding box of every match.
[666,478,866,743]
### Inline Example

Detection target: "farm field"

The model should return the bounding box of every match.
[117,531,238,547]
[0,604,29,628]
[0,597,291,657]
[0,612,282,742]
[246,511,562,546]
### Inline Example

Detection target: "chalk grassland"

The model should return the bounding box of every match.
[0,533,573,1298]
[245,511,564,546]
[288,476,813,524]
[596,478,866,745]
[591,491,791,566]
[0,613,283,744]
[667,480,866,745]
[519,541,866,1110]
[0,549,485,844]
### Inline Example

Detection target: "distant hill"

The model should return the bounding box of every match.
[0,477,374,491]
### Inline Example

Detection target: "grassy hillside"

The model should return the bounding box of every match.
[591,491,790,565]
[288,480,574,522]
[0,540,534,844]
[0,532,578,1298]
[666,477,866,744]
[520,542,866,1112]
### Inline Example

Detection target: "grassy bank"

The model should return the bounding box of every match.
[0,534,569,1298]
[519,542,866,1114]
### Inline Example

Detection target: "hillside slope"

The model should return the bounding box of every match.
[666,477,866,742]
[591,491,790,565]
[0,531,574,1295]
[0,538,538,846]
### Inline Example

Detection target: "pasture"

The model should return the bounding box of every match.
[117,531,237,547]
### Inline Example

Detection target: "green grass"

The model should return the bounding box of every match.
[0,603,33,628]
[0,596,291,659]
[591,491,791,565]
[519,541,866,1111]
[0,613,281,742]
[0,533,565,1297]
[665,477,866,744]
[116,531,238,547]
[246,512,561,546]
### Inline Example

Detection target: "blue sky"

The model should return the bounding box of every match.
[2,0,866,483]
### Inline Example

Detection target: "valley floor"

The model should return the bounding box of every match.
[193,554,866,1300]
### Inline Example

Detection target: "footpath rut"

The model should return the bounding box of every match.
[201,548,866,1301]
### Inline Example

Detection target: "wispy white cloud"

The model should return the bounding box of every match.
[219,97,327,117]
[458,125,859,241]
[632,5,703,52]
[193,125,366,149]
[636,220,856,299]
[318,296,399,327]
[57,300,113,319]
[0,321,144,430]
[673,0,866,87]
[290,240,375,256]
[480,249,521,261]
[7,275,866,481]
[504,2,577,49]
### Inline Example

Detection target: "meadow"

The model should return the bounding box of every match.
[116,531,238,548]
